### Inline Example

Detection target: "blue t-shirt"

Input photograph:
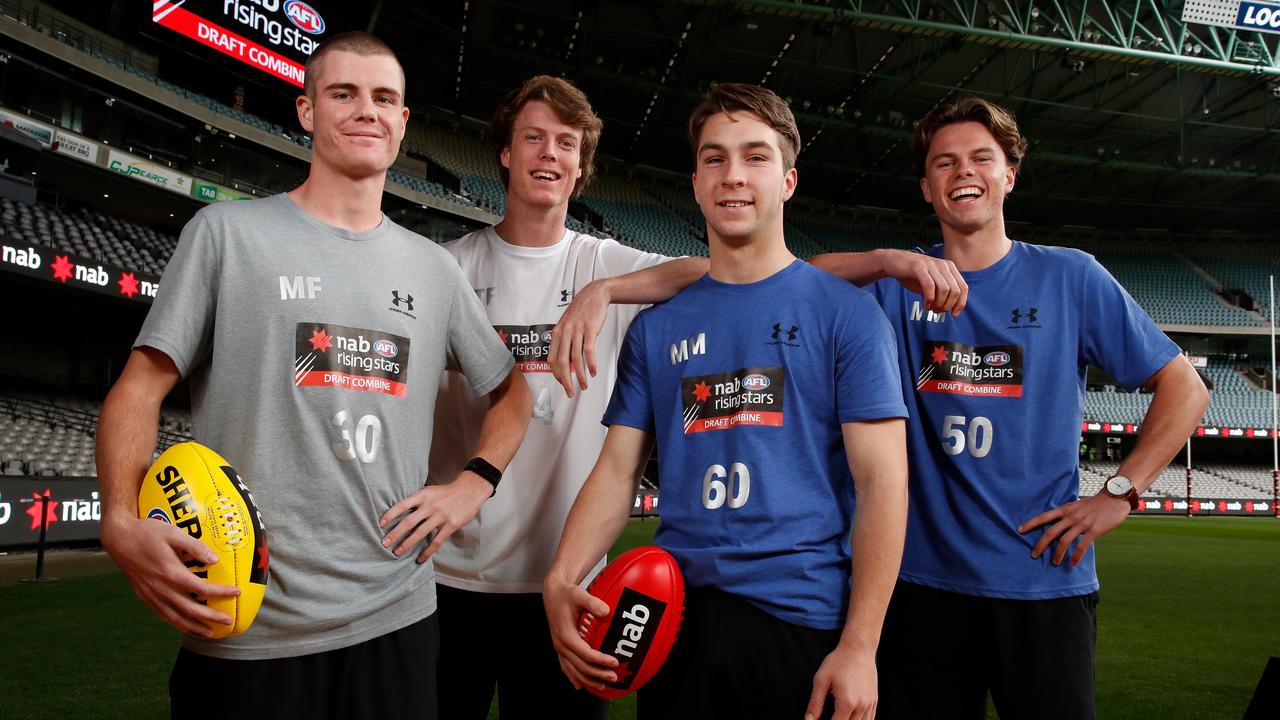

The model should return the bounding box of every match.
[871,241,1180,599]
[605,260,907,629]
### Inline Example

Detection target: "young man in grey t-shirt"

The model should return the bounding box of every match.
[96,32,530,718]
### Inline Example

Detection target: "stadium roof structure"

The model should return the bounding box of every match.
[367,0,1280,231]
[32,0,1280,232]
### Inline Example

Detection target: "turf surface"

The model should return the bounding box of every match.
[1,516,1275,719]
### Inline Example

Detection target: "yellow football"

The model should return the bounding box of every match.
[138,442,269,638]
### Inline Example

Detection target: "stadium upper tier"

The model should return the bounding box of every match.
[1085,357,1272,429]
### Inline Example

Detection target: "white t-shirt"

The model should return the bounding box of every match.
[430,226,670,592]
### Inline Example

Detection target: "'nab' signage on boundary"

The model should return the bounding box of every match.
[151,1,329,88]
[1183,0,1280,36]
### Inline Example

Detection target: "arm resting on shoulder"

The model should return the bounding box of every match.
[551,257,708,396]
[811,249,968,316]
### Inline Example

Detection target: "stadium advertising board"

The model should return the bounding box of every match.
[1134,497,1274,516]
[0,240,159,305]
[194,182,254,203]
[151,0,328,88]
[0,110,53,149]
[1083,420,1278,439]
[52,131,100,163]
[107,149,193,196]
[0,479,102,549]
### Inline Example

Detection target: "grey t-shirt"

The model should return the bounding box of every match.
[135,193,514,660]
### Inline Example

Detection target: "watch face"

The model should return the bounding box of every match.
[1106,476,1133,495]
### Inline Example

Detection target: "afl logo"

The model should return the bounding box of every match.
[284,0,326,34]
[373,339,398,358]
[983,351,1010,366]
[742,374,771,391]
[147,507,172,524]
[541,330,554,344]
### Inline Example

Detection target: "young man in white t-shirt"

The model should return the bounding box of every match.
[428,76,708,719]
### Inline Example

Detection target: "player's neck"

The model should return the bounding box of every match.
[289,167,386,233]
[707,229,795,284]
[940,220,1012,272]
[493,200,568,248]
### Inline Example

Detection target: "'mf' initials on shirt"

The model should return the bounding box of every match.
[280,276,322,300]
[669,332,706,365]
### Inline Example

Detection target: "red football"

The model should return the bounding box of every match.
[577,545,685,700]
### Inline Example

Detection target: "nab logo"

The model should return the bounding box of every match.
[1011,308,1037,324]
[669,332,706,365]
[391,291,414,312]
[910,301,947,324]
[558,288,574,307]
[279,276,322,300]
[284,0,325,34]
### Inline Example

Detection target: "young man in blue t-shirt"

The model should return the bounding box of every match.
[813,98,1208,719]
[543,83,910,719]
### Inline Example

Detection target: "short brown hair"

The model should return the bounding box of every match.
[912,97,1028,177]
[303,32,403,99]
[488,76,603,197]
[687,83,801,170]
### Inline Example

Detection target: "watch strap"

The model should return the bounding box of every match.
[464,457,502,497]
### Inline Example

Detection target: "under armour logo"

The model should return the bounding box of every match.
[771,324,799,341]
[560,288,574,304]
[392,291,414,311]
[1011,308,1037,323]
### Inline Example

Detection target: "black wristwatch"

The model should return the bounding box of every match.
[464,457,503,497]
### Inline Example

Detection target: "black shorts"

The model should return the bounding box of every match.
[169,613,439,720]
[639,585,844,720]
[436,584,606,720]
[877,580,1099,720]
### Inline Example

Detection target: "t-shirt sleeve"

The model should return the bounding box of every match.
[1079,256,1180,391]
[602,313,655,431]
[835,290,909,423]
[133,211,220,378]
[445,260,515,396]
[596,239,674,277]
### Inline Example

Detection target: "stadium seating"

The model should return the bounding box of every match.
[0,390,189,477]
[0,197,176,275]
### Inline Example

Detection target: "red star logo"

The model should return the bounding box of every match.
[118,272,140,298]
[25,490,59,530]
[1245,502,1254,513]
[930,345,949,364]
[51,255,74,282]
[1191,500,1201,513]
[257,542,270,573]
[1217,501,1227,513]
[1163,499,1173,512]
[309,329,332,352]
[613,660,634,685]
[497,328,508,344]
[692,381,711,402]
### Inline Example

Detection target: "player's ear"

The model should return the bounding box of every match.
[920,176,934,204]
[500,145,512,171]
[781,167,797,202]
[1005,163,1017,194]
[297,94,314,133]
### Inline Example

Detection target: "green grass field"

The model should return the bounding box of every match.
[1,516,1276,719]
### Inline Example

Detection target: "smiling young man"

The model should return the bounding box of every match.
[543,83,909,720]
[96,33,530,719]
[813,97,1207,718]
[428,76,706,719]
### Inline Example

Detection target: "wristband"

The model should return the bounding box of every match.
[464,457,502,497]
